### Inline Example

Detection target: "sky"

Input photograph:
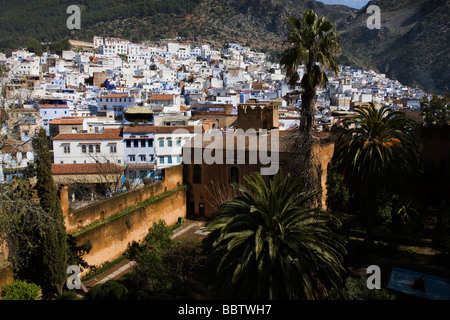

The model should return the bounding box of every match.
[314,0,371,9]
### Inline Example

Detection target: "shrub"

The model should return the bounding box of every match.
[89,280,128,300]
[0,280,41,300]
[56,290,81,300]
[329,277,395,300]
[145,220,173,250]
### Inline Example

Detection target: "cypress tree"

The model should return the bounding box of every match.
[32,128,68,297]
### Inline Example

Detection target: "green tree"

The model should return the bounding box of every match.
[144,219,173,250]
[333,104,422,244]
[420,94,450,127]
[280,9,339,198]
[202,171,347,300]
[89,280,128,300]
[0,180,48,274]
[32,128,68,297]
[281,10,339,134]
[0,279,41,300]
[26,38,43,56]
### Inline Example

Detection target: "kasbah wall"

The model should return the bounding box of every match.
[61,165,186,270]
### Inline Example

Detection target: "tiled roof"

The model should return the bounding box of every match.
[149,94,178,100]
[0,141,32,154]
[52,163,125,175]
[53,128,123,140]
[49,118,84,125]
[123,125,155,133]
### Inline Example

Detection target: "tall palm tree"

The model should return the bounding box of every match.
[280,10,339,201]
[333,104,422,244]
[281,9,339,135]
[202,171,347,300]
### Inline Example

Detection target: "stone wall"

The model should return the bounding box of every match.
[183,142,335,218]
[75,186,186,268]
[0,259,13,297]
[61,165,185,269]
[62,165,183,234]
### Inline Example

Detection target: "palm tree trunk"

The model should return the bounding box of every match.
[300,87,317,135]
[298,87,321,205]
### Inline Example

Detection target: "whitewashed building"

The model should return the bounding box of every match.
[52,128,124,165]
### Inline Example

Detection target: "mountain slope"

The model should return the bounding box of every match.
[337,0,449,94]
[0,0,447,94]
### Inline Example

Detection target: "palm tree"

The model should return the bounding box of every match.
[333,104,422,244]
[280,10,339,200]
[281,9,339,135]
[202,171,347,300]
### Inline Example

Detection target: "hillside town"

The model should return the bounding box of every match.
[2,27,450,304]
[0,36,426,186]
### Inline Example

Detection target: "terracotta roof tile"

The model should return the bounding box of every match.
[49,118,84,125]
[149,94,178,100]
[123,125,155,133]
[53,128,123,140]
[52,163,125,175]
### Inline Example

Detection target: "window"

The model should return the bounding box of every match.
[148,139,154,147]
[126,140,131,148]
[134,140,139,148]
[95,145,100,153]
[160,156,165,164]
[176,139,181,147]
[167,156,172,164]
[110,145,117,153]
[230,166,239,184]
[167,139,172,147]
[139,155,146,162]
[128,155,136,162]
[89,145,94,153]
[193,164,201,184]
[159,139,164,147]
[141,139,146,147]
[63,145,70,153]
